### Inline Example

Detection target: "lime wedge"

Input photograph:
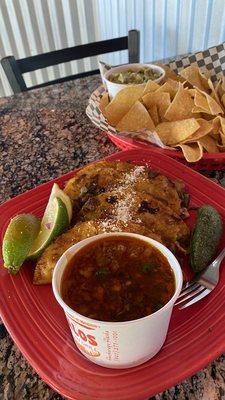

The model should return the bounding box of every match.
[2,214,40,274]
[28,197,69,259]
[48,183,72,222]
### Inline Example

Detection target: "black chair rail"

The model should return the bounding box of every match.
[1,30,140,94]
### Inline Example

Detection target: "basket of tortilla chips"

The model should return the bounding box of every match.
[86,42,225,170]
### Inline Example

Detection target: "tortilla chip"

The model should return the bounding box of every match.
[155,80,179,99]
[210,132,221,144]
[179,66,203,89]
[188,88,196,98]
[215,77,225,99]
[203,71,211,87]
[181,118,212,143]
[220,132,225,145]
[179,66,209,91]
[142,92,171,119]
[207,78,224,108]
[212,116,225,136]
[99,92,109,114]
[192,104,210,113]
[217,142,225,151]
[215,79,222,96]
[221,94,225,108]
[156,93,171,120]
[212,116,220,133]
[221,77,225,91]
[188,90,205,119]
[177,142,203,162]
[104,86,144,125]
[198,135,219,153]
[116,100,155,132]
[167,78,181,88]
[213,121,225,145]
[155,118,200,145]
[164,83,195,121]
[193,88,223,115]
[143,80,160,95]
[148,104,159,125]
[158,64,184,82]
[194,90,210,112]
[202,92,223,115]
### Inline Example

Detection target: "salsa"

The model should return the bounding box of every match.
[108,67,161,84]
[61,236,175,322]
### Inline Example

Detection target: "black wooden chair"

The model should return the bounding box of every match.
[1,30,140,94]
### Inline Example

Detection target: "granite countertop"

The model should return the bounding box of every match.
[0,75,225,400]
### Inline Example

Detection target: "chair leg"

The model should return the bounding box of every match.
[128,30,140,63]
[1,56,27,94]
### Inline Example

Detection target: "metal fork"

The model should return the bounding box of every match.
[175,247,225,310]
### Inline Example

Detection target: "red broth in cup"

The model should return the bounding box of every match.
[61,235,175,322]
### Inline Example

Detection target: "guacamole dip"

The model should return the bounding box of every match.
[108,67,162,84]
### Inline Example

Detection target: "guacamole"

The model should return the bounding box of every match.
[108,67,162,84]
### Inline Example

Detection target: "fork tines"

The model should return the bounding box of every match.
[175,283,211,309]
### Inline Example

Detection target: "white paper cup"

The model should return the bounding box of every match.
[52,233,183,369]
[104,63,165,99]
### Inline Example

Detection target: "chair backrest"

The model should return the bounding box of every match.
[1,30,140,94]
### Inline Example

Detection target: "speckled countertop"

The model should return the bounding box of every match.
[1,75,225,400]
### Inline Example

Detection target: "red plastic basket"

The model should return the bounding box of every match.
[107,132,225,171]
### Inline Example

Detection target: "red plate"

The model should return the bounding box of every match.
[1,149,225,400]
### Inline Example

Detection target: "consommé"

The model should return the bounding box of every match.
[61,236,175,322]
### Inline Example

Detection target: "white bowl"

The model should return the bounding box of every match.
[104,63,165,99]
[52,232,183,369]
